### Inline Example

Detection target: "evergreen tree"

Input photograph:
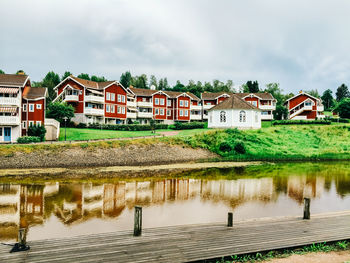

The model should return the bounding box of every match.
[0,69,4,74]
[149,75,158,90]
[244,80,259,93]
[77,73,90,80]
[120,71,132,88]
[321,89,334,110]
[336,84,350,102]
[335,98,350,118]
[61,71,72,80]
[91,75,107,82]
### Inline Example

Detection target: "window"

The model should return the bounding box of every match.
[167,109,171,116]
[160,98,165,105]
[29,121,34,126]
[155,98,159,105]
[220,111,226,122]
[22,121,26,129]
[0,127,2,136]
[111,93,115,102]
[142,98,146,102]
[106,92,111,101]
[179,100,184,107]
[207,102,211,105]
[122,107,125,114]
[255,112,259,122]
[160,109,164,115]
[184,110,188,117]
[117,94,121,102]
[23,104,27,112]
[117,106,121,113]
[36,121,42,126]
[106,105,110,112]
[167,99,171,106]
[239,111,246,122]
[122,95,125,103]
[305,100,313,106]
[155,108,159,115]
[252,101,257,107]
[111,105,115,113]
[36,104,42,110]
[179,110,183,116]
[29,104,34,112]
[185,100,189,107]
[262,111,269,115]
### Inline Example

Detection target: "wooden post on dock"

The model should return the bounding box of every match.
[18,228,27,247]
[134,206,142,236]
[227,212,233,227]
[303,198,310,220]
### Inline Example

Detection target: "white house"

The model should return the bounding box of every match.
[208,94,261,129]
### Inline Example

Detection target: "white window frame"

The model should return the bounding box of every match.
[117,106,121,113]
[167,99,171,106]
[185,100,189,107]
[122,107,125,114]
[239,111,246,122]
[23,104,27,112]
[36,104,42,110]
[36,121,42,126]
[106,105,110,113]
[106,92,111,101]
[184,110,188,117]
[179,110,183,116]
[167,109,171,116]
[111,105,115,113]
[155,98,159,105]
[29,104,34,112]
[179,100,184,107]
[220,111,226,123]
[122,95,125,103]
[111,93,115,102]
[29,121,34,126]
[252,101,257,107]
[117,94,121,102]
[160,109,164,115]
[22,121,26,129]
[160,98,165,105]
[155,108,159,115]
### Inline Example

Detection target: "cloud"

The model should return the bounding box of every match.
[0,0,350,94]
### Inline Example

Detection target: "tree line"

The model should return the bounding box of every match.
[1,69,349,119]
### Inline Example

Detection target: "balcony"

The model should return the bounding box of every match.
[203,114,208,119]
[317,105,324,112]
[127,112,137,119]
[127,101,137,108]
[138,112,153,118]
[261,114,273,120]
[190,105,202,110]
[190,115,202,120]
[0,116,20,125]
[0,97,20,106]
[259,105,275,110]
[85,95,104,103]
[137,101,152,108]
[303,105,313,111]
[84,108,104,116]
[64,95,79,102]
[203,104,214,110]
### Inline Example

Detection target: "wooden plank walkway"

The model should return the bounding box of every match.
[1,211,350,263]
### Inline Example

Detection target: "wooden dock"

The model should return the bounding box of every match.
[1,211,350,263]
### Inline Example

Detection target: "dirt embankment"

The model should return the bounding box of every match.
[0,143,218,169]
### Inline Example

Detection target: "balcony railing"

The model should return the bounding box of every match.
[303,105,313,111]
[84,108,104,116]
[259,105,275,110]
[0,97,20,106]
[190,105,202,110]
[317,105,324,112]
[190,115,202,120]
[0,116,20,125]
[203,104,214,110]
[64,95,79,102]
[138,112,153,118]
[137,101,153,108]
[127,112,137,119]
[127,101,137,108]
[85,95,104,103]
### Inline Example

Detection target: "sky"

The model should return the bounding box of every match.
[1,0,350,94]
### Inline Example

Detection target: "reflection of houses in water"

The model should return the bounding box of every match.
[287,176,325,204]
[0,185,20,240]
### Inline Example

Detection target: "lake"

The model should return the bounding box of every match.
[0,162,349,242]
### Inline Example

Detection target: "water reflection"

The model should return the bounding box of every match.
[0,163,350,242]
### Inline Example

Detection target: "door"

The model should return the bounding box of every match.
[4,127,11,142]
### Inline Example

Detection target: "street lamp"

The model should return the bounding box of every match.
[63,117,68,141]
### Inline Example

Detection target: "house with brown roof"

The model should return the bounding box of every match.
[208,94,261,129]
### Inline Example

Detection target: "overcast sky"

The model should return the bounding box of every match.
[1,0,350,94]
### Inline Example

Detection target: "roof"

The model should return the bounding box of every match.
[163,90,200,101]
[201,92,232,100]
[129,87,157,97]
[284,91,321,104]
[70,76,100,90]
[209,94,260,111]
[235,92,275,100]
[23,87,47,100]
[0,74,29,87]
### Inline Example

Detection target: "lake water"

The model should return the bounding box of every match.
[0,162,349,242]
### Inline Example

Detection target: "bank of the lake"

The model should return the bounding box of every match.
[0,125,349,169]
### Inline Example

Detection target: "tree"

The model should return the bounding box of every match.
[305,89,320,98]
[61,71,72,80]
[321,89,334,110]
[336,84,350,102]
[40,71,61,104]
[334,98,350,118]
[132,74,148,89]
[0,69,4,74]
[149,75,158,90]
[16,70,26,75]
[120,71,132,88]
[173,80,185,92]
[243,80,259,93]
[28,124,46,142]
[77,73,90,80]
[274,105,288,120]
[46,102,75,124]
[91,75,107,82]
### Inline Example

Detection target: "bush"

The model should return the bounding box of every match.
[219,141,233,153]
[325,117,350,123]
[272,120,331,125]
[173,122,206,130]
[77,123,87,128]
[234,141,246,154]
[28,124,46,141]
[17,136,41,144]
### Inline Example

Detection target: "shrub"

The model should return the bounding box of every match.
[17,136,41,144]
[28,124,46,141]
[76,123,87,128]
[234,141,246,154]
[173,122,206,130]
[219,141,233,153]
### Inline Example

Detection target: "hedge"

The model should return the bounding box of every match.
[17,136,41,144]
[325,117,350,123]
[272,120,331,125]
[173,122,206,130]
[82,123,169,131]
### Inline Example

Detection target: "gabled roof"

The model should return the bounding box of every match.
[129,87,157,97]
[0,74,29,87]
[70,76,99,89]
[23,87,47,100]
[209,94,260,111]
[284,92,321,105]
[235,92,275,101]
[201,92,233,100]
[163,90,200,101]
